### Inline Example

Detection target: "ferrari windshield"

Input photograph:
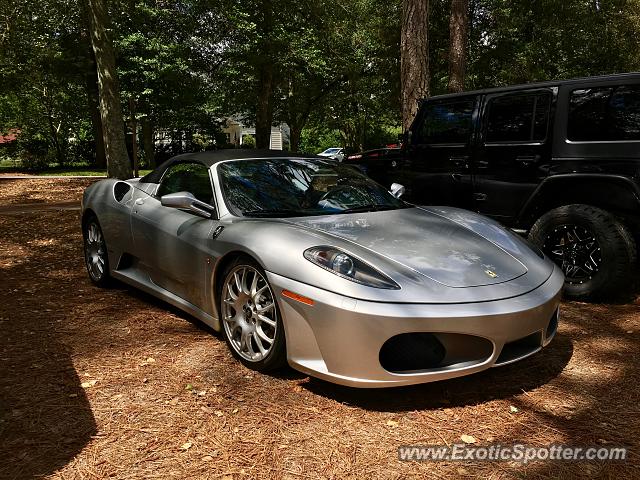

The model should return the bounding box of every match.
[218,158,408,217]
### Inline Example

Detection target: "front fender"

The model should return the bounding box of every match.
[517,174,640,228]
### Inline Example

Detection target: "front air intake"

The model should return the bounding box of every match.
[379,333,446,373]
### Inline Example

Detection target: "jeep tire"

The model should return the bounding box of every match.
[528,204,637,301]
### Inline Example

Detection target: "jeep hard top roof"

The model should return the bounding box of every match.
[420,72,640,104]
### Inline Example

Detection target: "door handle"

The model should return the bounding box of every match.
[515,155,540,166]
[449,156,469,168]
[135,198,145,205]
[473,192,487,201]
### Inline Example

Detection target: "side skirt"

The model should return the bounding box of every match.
[112,268,221,332]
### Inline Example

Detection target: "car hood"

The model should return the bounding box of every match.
[284,207,527,288]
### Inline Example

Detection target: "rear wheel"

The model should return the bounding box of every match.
[528,204,636,301]
[83,215,111,287]
[219,257,287,372]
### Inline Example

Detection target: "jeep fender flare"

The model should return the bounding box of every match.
[516,174,640,229]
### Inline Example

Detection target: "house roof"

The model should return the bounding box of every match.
[0,129,20,144]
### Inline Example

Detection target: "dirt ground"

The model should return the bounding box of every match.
[1,178,639,479]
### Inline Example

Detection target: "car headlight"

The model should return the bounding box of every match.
[304,246,400,289]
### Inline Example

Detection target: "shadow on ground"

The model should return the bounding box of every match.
[0,297,97,479]
[0,211,99,479]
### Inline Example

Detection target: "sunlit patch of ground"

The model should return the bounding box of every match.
[0,178,96,206]
[0,180,639,479]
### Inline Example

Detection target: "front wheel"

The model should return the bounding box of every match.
[219,258,287,372]
[83,215,111,287]
[528,204,637,301]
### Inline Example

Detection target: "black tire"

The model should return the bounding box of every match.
[218,256,287,372]
[528,204,637,301]
[82,215,112,287]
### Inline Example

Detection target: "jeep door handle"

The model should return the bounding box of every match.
[448,156,469,168]
[135,198,145,205]
[473,192,487,201]
[515,155,540,166]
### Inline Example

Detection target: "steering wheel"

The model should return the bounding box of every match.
[318,185,355,206]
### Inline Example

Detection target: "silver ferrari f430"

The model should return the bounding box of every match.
[81,150,563,387]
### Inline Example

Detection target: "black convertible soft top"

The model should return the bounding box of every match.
[140,149,322,184]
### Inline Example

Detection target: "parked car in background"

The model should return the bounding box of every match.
[318,147,344,161]
[345,73,640,300]
[346,145,403,178]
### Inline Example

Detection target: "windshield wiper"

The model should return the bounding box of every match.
[340,204,399,213]
[242,209,307,218]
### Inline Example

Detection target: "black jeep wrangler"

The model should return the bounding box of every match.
[345,73,640,300]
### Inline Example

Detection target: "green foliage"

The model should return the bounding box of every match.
[0,0,90,166]
[241,134,256,148]
[2,0,640,171]
[465,0,640,90]
[299,127,342,154]
[191,132,215,151]
[113,0,227,133]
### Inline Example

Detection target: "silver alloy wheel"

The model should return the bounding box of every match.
[85,221,107,281]
[222,265,278,362]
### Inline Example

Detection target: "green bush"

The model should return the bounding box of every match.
[18,151,50,171]
[15,132,51,170]
[192,132,215,151]
[299,128,342,154]
[242,134,256,148]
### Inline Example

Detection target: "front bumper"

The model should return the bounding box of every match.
[267,266,564,388]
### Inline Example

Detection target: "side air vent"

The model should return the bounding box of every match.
[495,331,542,366]
[113,182,132,202]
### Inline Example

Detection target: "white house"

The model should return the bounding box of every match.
[223,117,289,150]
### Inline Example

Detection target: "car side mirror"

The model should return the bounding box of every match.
[390,183,406,199]
[161,191,214,218]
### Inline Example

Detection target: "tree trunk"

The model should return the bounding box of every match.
[255,0,274,149]
[40,87,65,166]
[289,124,302,152]
[447,0,468,93]
[80,1,106,168]
[85,49,106,168]
[46,115,65,165]
[401,0,430,131]
[86,0,131,179]
[142,117,155,168]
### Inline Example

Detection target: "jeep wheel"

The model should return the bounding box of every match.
[528,204,637,301]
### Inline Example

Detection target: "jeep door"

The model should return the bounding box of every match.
[473,88,555,224]
[398,95,479,208]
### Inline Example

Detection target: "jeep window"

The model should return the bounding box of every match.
[486,92,551,143]
[568,85,640,141]
[416,98,475,144]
